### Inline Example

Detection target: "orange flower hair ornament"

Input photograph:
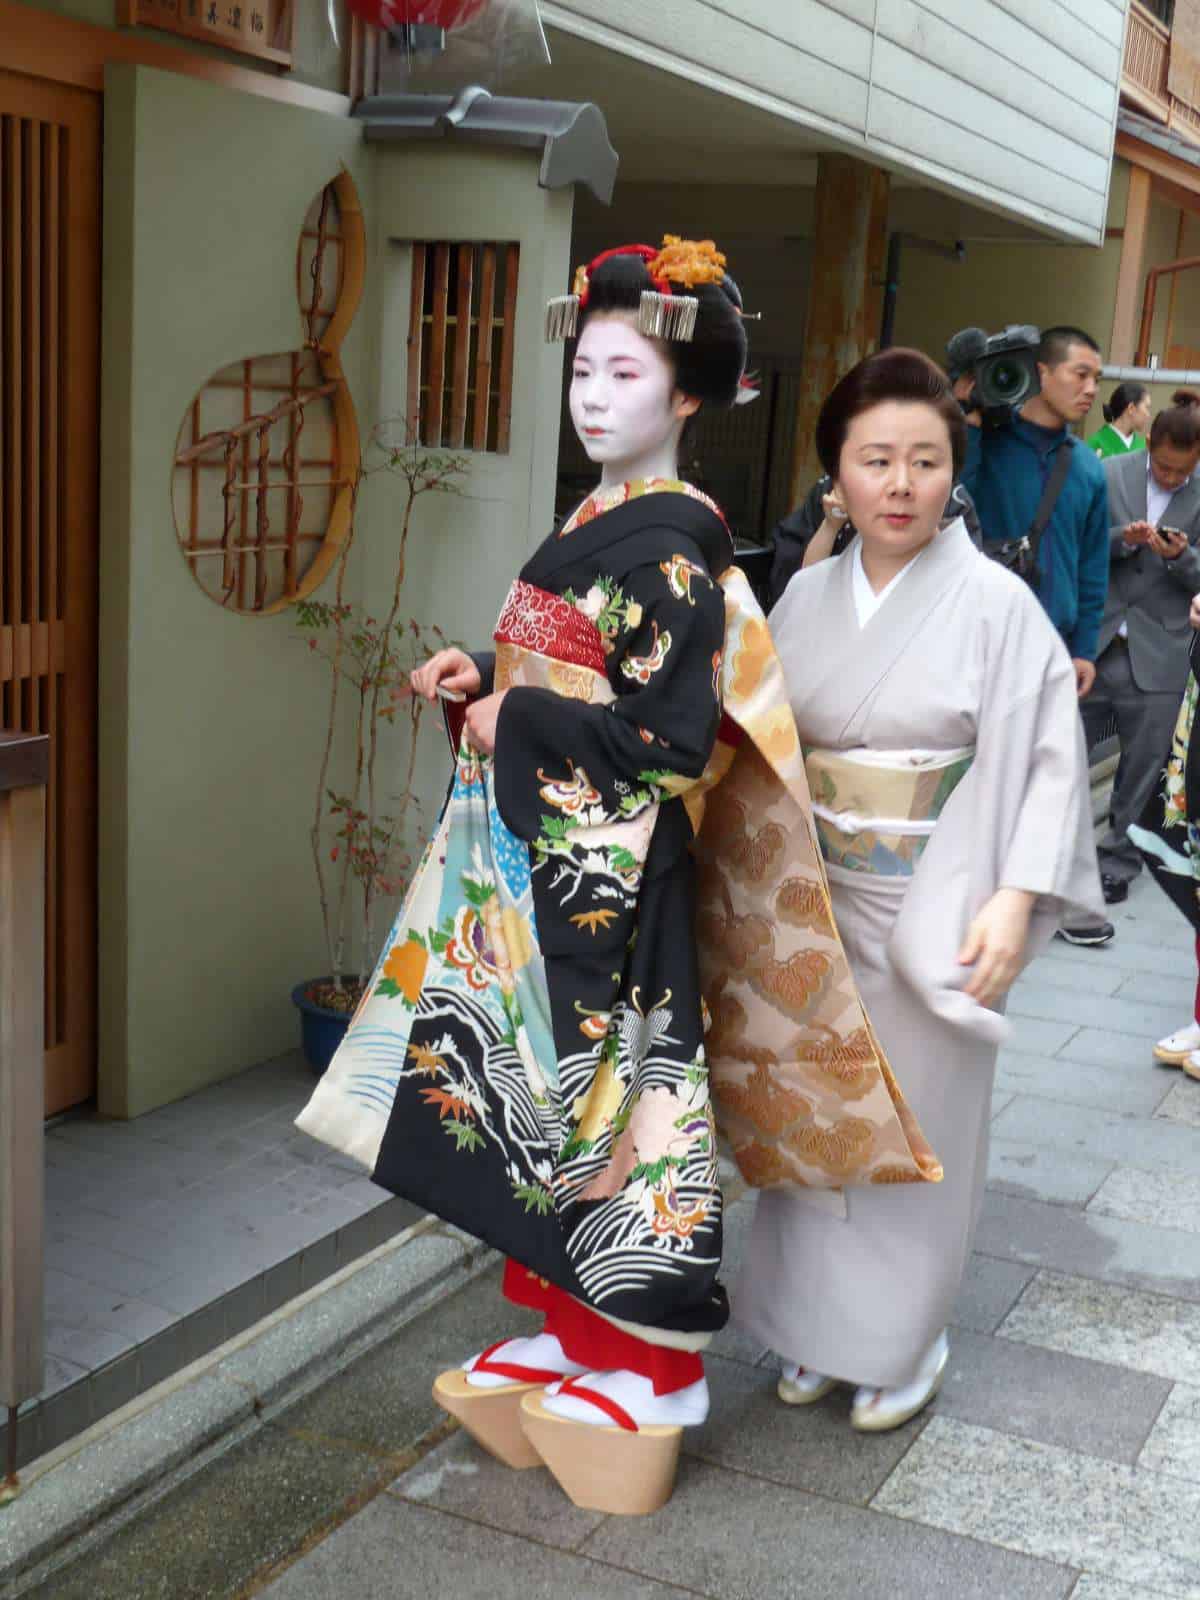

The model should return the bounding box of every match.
[545,236,731,344]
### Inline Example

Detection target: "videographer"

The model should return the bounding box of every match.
[957,325,1108,698]
[958,324,1110,943]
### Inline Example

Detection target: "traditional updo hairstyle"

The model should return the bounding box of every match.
[1172,388,1200,409]
[560,240,749,410]
[815,347,967,482]
[1102,382,1149,425]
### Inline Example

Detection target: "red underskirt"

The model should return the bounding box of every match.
[502,1261,704,1395]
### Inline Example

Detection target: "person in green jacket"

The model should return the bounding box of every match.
[1086,382,1150,458]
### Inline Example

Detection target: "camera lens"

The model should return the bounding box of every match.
[989,360,1022,397]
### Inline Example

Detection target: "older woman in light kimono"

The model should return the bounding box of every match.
[736,348,1102,1431]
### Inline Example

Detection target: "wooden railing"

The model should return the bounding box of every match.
[0,730,48,1497]
[1124,1,1173,119]
[1123,0,1200,140]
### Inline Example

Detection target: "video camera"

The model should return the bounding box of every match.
[945,324,1041,425]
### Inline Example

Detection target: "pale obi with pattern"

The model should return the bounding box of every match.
[805,745,975,878]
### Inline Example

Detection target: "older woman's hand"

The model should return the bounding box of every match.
[957,887,1036,1008]
[1190,592,1200,631]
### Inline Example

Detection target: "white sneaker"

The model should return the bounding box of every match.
[850,1331,948,1433]
[776,1363,838,1405]
[1155,1023,1200,1066]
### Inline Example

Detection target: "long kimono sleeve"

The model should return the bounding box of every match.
[886,573,1103,1047]
[492,558,726,842]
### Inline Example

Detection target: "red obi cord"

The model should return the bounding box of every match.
[502,1260,704,1395]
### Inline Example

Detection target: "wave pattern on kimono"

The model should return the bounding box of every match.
[298,482,738,1338]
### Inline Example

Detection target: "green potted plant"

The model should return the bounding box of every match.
[291,432,468,1072]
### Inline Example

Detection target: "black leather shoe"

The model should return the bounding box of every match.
[1101,874,1130,905]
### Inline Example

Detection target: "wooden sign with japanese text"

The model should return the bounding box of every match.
[118,0,294,67]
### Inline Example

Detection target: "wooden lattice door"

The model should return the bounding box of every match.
[0,69,101,1115]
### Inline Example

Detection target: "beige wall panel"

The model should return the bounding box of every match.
[877,0,1115,146]
[99,64,370,1116]
[548,0,1126,243]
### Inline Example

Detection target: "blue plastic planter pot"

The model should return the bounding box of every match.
[291,979,354,1076]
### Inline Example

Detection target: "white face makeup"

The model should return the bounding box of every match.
[569,312,697,487]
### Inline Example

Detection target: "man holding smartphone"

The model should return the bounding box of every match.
[1072,400,1200,924]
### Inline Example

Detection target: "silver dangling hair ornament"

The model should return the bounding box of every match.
[545,295,581,342]
[637,291,699,342]
[545,288,700,344]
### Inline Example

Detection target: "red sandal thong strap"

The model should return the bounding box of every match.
[555,1375,639,1433]
[470,1340,566,1385]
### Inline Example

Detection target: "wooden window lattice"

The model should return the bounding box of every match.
[172,177,362,614]
[407,242,519,453]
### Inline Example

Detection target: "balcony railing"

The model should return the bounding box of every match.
[1124,1,1173,121]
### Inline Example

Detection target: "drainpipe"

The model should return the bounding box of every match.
[879,234,966,350]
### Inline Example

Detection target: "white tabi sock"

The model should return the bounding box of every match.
[462,1332,588,1389]
[542,1370,710,1428]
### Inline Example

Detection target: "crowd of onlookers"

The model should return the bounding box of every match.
[768,327,1200,1084]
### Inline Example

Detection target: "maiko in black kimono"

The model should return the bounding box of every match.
[298,478,735,1340]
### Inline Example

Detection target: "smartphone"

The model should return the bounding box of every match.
[1160,526,1187,544]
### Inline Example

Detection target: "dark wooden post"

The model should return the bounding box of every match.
[0,730,49,1497]
[787,154,890,505]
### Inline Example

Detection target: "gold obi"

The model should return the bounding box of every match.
[804,746,974,877]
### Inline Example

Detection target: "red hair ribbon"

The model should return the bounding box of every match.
[577,244,671,308]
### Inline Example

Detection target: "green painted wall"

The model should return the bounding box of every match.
[98,64,371,1116]
[98,70,574,1117]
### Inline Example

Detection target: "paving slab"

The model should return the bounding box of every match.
[261,1497,699,1600]
[990,1098,1200,1178]
[1008,1016,1084,1056]
[1055,1030,1164,1070]
[988,1137,1114,1207]
[999,1271,1200,1388]
[1157,1080,1200,1126]
[1070,1578,1182,1600]
[579,1455,1076,1600]
[937,1327,1170,1464]
[1007,987,1182,1041]
[390,1430,603,1548]
[951,1253,1036,1335]
[684,1353,927,1507]
[1087,1165,1200,1235]
[873,1416,1200,1597]
[975,1191,1200,1303]
[994,1051,1173,1118]
[1138,1383,1200,1486]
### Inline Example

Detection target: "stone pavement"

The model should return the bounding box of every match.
[12,871,1200,1599]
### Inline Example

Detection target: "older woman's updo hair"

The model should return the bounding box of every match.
[580,251,749,410]
[815,347,967,481]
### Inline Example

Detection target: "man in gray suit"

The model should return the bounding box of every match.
[1085,402,1200,900]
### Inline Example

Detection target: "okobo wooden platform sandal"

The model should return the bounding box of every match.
[433,1341,569,1469]
[518,1378,683,1514]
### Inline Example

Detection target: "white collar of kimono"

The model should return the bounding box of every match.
[851,536,922,627]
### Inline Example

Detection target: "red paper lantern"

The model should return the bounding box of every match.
[344,0,488,28]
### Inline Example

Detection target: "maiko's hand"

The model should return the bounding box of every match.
[410,648,481,704]
[463,691,508,756]
[1072,658,1097,698]
[957,888,1036,1008]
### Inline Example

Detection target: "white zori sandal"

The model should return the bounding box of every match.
[433,1334,586,1469]
[1155,1022,1200,1066]
[850,1331,949,1433]
[519,1370,709,1515]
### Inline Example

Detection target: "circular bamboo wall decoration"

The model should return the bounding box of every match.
[171,171,364,614]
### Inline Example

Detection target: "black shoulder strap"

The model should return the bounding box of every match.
[1027,440,1073,565]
